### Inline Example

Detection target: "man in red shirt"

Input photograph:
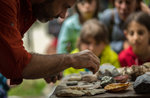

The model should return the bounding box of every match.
[0,0,100,85]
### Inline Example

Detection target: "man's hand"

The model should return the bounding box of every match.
[70,50,100,73]
[44,72,62,83]
[23,51,99,79]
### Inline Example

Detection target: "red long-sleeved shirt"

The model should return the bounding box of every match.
[119,46,150,67]
[0,0,36,84]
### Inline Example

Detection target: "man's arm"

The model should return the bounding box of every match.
[22,50,100,79]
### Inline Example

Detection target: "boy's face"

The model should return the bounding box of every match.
[80,38,105,56]
[115,0,136,21]
[125,21,150,51]
[77,0,97,19]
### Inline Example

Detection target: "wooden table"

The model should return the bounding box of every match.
[50,82,150,98]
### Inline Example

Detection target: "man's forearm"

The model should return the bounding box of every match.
[22,53,72,79]
[22,50,100,80]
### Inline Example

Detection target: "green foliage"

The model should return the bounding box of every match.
[144,0,150,6]
[8,79,46,96]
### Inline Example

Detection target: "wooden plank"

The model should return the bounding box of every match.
[50,77,150,98]
[50,83,150,98]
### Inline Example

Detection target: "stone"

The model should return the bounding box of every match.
[100,76,115,88]
[68,81,101,90]
[117,64,150,81]
[104,82,130,92]
[56,88,106,97]
[114,75,129,83]
[97,64,120,79]
[56,89,84,97]
[68,76,82,81]
[66,81,78,86]
[76,81,101,89]
[143,62,150,67]
[82,89,106,96]
[81,74,98,83]
[133,73,150,94]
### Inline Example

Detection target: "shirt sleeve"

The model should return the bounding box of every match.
[57,20,72,54]
[0,0,31,84]
[109,49,121,68]
[0,73,9,91]
[100,9,113,26]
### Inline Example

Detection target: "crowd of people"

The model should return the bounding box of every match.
[1,0,150,97]
[54,0,150,75]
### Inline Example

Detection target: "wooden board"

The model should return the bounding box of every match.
[50,82,150,98]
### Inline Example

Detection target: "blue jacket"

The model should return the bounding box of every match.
[0,73,9,98]
[101,8,126,53]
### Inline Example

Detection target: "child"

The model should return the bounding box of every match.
[64,19,120,76]
[101,0,150,54]
[57,0,100,54]
[119,12,150,67]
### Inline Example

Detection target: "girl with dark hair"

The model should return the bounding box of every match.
[119,12,150,67]
[101,0,150,53]
[57,0,100,53]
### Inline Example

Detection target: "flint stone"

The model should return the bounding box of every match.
[98,64,120,78]
[56,89,106,97]
[133,73,150,94]
[81,74,98,83]
[100,76,115,88]
[66,81,78,86]
[56,89,84,97]
[82,89,106,96]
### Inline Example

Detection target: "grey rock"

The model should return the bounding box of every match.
[133,73,150,94]
[100,76,115,88]
[56,89,84,97]
[82,89,106,96]
[81,74,98,83]
[66,81,78,86]
[56,88,106,97]
[97,64,120,79]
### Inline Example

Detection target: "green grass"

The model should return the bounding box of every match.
[8,79,46,96]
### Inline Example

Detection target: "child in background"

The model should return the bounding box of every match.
[57,0,100,54]
[119,12,150,67]
[101,0,150,54]
[64,19,120,76]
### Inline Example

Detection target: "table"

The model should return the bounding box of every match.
[50,82,150,98]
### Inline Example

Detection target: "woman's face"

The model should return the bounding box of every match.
[115,0,137,21]
[77,0,97,19]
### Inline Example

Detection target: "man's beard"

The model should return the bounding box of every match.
[32,1,55,23]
